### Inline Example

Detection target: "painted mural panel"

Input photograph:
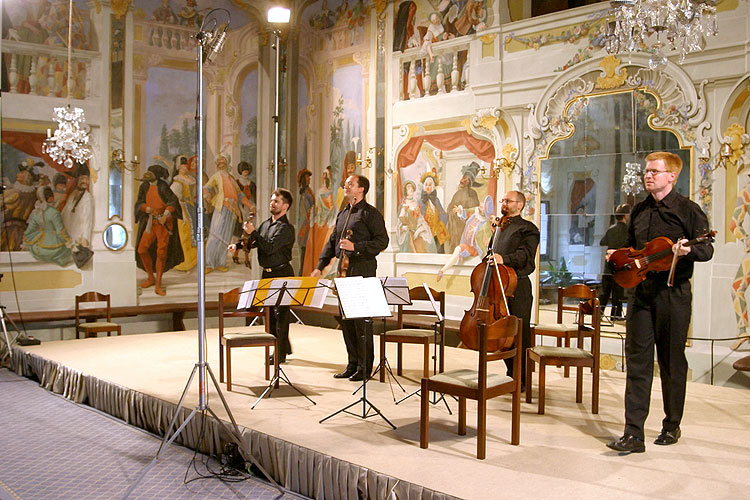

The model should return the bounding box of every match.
[0,133,93,267]
[296,73,314,275]
[137,0,253,29]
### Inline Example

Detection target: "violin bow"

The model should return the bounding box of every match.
[667,240,680,287]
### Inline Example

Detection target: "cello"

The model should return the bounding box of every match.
[609,230,716,288]
[459,215,518,352]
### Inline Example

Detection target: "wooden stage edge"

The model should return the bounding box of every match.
[10,324,750,500]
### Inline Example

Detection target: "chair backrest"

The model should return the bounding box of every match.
[75,291,111,323]
[576,297,601,357]
[556,284,596,323]
[397,286,445,329]
[218,288,268,337]
[479,315,522,384]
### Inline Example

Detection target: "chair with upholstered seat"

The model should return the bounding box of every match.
[526,297,601,414]
[75,292,121,339]
[381,286,445,381]
[218,288,274,391]
[531,284,597,377]
[420,315,522,459]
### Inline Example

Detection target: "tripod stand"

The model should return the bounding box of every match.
[249,280,316,409]
[123,13,281,497]
[320,276,395,429]
[0,305,22,370]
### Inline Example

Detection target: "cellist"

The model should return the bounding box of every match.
[607,152,713,455]
[491,190,540,386]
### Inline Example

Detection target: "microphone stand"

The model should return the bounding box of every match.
[123,10,281,498]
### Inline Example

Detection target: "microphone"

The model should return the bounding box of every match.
[203,25,228,64]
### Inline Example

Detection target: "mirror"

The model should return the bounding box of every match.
[108,14,125,219]
[103,222,128,251]
[538,90,691,293]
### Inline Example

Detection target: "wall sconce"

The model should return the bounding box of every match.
[480,156,517,178]
[356,147,382,170]
[111,148,140,172]
[699,141,734,172]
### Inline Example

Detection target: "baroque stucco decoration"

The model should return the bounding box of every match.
[525,54,712,213]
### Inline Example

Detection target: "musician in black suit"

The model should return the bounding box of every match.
[607,152,713,454]
[230,188,295,363]
[491,190,540,382]
[312,175,389,381]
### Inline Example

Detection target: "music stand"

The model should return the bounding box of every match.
[353,277,409,400]
[319,276,396,429]
[395,283,451,413]
[240,277,329,409]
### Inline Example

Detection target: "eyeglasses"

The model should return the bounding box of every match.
[500,198,518,204]
[643,169,670,177]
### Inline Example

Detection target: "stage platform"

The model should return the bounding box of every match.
[10,324,750,500]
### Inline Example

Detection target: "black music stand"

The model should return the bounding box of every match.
[319,276,395,429]
[395,283,451,413]
[240,277,329,409]
[353,277,409,400]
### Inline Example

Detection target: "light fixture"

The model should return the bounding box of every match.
[621,161,644,195]
[604,0,719,71]
[699,141,734,172]
[356,147,382,170]
[42,0,92,169]
[267,6,291,24]
[480,157,517,179]
[111,148,140,172]
[267,4,290,189]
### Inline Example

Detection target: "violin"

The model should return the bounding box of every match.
[609,230,716,288]
[337,229,353,278]
[459,215,517,352]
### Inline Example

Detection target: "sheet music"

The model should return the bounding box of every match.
[422,283,444,322]
[379,276,411,305]
[238,277,331,309]
[334,276,392,319]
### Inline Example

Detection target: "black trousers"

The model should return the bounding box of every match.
[506,276,532,380]
[599,274,626,317]
[262,263,294,357]
[624,278,691,440]
[340,259,377,373]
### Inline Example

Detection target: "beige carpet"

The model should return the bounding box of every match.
[17,324,750,500]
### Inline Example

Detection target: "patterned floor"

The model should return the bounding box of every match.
[0,368,304,500]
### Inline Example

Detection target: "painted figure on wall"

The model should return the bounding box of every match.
[302,166,335,275]
[170,155,197,272]
[446,161,481,253]
[438,194,494,280]
[22,186,72,266]
[419,170,450,253]
[231,160,256,269]
[730,169,750,349]
[297,168,314,275]
[60,163,93,264]
[135,165,183,296]
[0,160,41,251]
[152,0,178,24]
[336,150,358,210]
[203,154,240,272]
[397,180,435,253]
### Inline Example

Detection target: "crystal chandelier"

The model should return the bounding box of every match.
[621,161,644,196]
[42,0,92,168]
[604,0,719,71]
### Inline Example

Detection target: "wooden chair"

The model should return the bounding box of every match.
[75,292,121,339]
[531,284,597,377]
[381,286,445,381]
[420,315,522,459]
[218,288,275,391]
[526,297,601,415]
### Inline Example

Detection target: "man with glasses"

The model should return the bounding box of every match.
[491,190,540,385]
[607,152,713,454]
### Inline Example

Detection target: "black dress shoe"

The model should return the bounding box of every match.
[607,434,645,454]
[654,428,681,446]
[333,368,356,379]
[348,370,370,382]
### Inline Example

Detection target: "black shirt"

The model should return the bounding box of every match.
[317,198,389,269]
[627,189,713,282]
[249,214,295,269]
[600,221,628,249]
[491,215,540,279]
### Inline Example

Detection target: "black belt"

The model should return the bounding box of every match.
[263,262,291,273]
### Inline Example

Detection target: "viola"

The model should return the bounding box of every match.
[459,217,517,352]
[337,229,353,278]
[609,230,716,288]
